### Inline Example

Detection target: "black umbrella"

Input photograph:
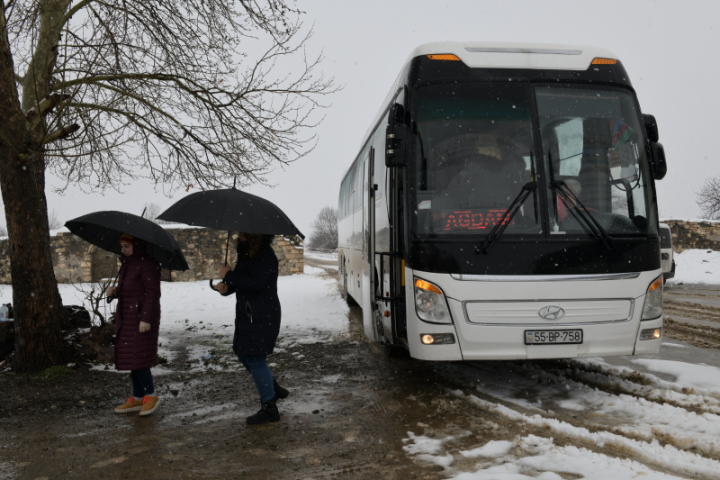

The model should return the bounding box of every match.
[65,211,190,271]
[157,188,304,239]
[158,187,304,262]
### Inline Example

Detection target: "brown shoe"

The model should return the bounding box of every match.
[139,395,161,416]
[115,397,143,414]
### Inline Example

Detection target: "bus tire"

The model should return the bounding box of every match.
[341,263,349,302]
[381,341,408,358]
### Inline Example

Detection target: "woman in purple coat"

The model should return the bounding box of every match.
[107,234,162,416]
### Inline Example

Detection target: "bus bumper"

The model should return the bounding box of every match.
[405,269,662,361]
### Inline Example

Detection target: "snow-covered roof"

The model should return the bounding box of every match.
[408,41,617,71]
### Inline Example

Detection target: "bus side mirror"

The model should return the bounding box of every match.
[385,124,407,167]
[385,103,407,167]
[643,114,659,143]
[650,142,667,180]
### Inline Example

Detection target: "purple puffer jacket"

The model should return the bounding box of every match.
[114,239,162,371]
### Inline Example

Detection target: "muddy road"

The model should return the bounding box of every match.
[1,263,719,479]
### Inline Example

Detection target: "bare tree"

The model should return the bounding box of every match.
[307,206,337,252]
[47,208,62,229]
[0,1,336,370]
[73,276,115,326]
[697,177,720,220]
[0,225,6,237]
[143,202,162,223]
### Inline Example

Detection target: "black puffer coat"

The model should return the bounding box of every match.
[114,239,162,370]
[223,236,281,357]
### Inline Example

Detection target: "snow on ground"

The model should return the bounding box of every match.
[159,264,348,345]
[453,436,685,480]
[667,249,720,285]
[630,358,720,393]
[0,265,349,372]
[461,393,720,479]
[403,431,688,479]
[447,359,720,457]
[400,388,720,479]
[410,347,720,478]
[304,250,338,262]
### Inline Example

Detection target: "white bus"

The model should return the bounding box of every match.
[338,42,668,361]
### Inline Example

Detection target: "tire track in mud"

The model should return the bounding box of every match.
[664,299,720,322]
[530,360,720,461]
[448,360,720,477]
[664,317,720,348]
[455,389,720,480]
[663,298,720,349]
[548,359,720,413]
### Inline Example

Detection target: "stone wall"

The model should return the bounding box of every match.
[167,230,304,281]
[0,229,303,284]
[663,220,720,253]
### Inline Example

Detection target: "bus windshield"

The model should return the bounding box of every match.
[412,82,656,238]
[413,83,540,236]
[536,85,656,236]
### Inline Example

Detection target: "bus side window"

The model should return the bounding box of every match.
[372,126,386,199]
[353,155,365,212]
[340,173,352,218]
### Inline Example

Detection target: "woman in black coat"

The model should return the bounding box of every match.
[214,233,289,424]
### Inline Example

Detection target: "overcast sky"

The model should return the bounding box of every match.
[15,0,720,235]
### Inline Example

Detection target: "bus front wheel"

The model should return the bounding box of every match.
[374,311,407,357]
[341,262,349,302]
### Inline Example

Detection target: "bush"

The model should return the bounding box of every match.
[307,206,337,251]
[697,177,720,220]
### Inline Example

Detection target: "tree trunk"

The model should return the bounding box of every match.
[0,2,69,371]
[0,150,68,371]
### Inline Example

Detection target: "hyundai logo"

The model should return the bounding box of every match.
[538,305,565,320]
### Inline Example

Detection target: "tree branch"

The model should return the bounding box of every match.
[26,93,71,127]
[42,123,80,144]
[61,0,97,27]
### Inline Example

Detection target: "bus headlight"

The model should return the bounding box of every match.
[641,276,663,320]
[414,278,452,324]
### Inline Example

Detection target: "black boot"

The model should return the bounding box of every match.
[273,379,289,401]
[246,400,280,425]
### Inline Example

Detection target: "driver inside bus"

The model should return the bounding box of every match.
[557,178,597,222]
[440,132,528,210]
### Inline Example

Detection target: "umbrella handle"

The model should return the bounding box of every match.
[105,267,121,303]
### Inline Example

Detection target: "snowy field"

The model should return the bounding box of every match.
[668,249,720,286]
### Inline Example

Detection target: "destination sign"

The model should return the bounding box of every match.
[441,209,512,231]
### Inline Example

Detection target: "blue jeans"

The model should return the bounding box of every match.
[237,356,276,403]
[131,369,155,398]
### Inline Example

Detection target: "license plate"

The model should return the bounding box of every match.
[525,329,583,345]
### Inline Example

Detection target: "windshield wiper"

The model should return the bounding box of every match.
[475,181,536,255]
[546,149,615,252]
[552,180,616,252]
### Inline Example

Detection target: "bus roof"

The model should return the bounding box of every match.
[356,41,620,158]
[408,41,618,71]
